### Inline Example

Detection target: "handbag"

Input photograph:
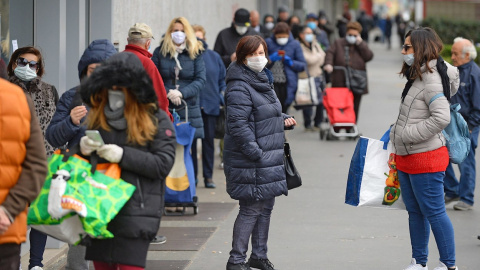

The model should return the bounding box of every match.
[295,68,319,107]
[344,46,367,95]
[345,129,406,209]
[214,106,225,139]
[284,142,302,190]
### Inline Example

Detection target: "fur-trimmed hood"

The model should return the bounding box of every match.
[80,52,158,107]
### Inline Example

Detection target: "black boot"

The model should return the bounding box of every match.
[226,262,252,270]
[248,258,276,270]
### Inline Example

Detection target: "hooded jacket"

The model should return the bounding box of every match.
[152,41,206,139]
[391,59,460,156]
[265,35,306,105]
[46,39,117,148]
[224,62,288,201]
[80,52,176,267]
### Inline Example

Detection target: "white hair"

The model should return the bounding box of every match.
[454,37,477,60]
[127,37,150,46]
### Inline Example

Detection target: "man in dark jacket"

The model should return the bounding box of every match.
[214,8,257,68]
[45,38,117,270]
[47,39,117,149]
[124,23,172,121]
[444,38,480,211]
[250,10,269,38]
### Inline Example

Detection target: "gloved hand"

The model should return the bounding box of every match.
[269,52,281,62]
[356,35,363,45]
[80,136,102,156]
[97,144,123,163]
[170,96,182,106]
[167,89,183,99]
[283,55,293,67]
[324,64,333,74]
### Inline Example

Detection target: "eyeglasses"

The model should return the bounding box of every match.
[16,57,39,71]
[402,44,413,50]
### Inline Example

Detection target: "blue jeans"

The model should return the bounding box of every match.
[444,126,479,205]
[228,198,275,264]
[398,170,455,267]
[28,228,47,269]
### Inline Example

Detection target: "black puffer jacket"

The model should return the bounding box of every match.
[80,52,176,267]
[224,63,288,201]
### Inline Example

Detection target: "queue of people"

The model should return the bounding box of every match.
[2,5,476,270]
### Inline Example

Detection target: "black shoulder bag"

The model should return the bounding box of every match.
[344,46,367,95]
[284,142,302,190]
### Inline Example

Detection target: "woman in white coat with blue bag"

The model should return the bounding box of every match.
[390,27,459,270]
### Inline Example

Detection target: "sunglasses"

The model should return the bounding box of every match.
[402,44,413,50]
[16,57,39,71]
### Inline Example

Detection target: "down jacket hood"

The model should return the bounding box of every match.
[77,39,117,79]
[80,52,158,107]
[225,61,274,91]
[422,59,459,97]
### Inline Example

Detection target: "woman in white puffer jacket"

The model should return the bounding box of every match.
[390,27,460,270]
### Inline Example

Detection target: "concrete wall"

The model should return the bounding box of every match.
[112,0,257,53]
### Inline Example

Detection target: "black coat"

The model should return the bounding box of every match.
[224,63,288,201]
[213,23,258,68]
[81,52,177,267]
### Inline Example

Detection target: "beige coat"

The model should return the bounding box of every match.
[298,40,325,79]
[390,59,460,156]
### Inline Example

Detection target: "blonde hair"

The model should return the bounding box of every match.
[161,17,204,59]
[192,24,206,40]
[86,87,158,146]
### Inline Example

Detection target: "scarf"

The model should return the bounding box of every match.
[104,103,127,130]
[401,56,451,103]
[173,43,186,71]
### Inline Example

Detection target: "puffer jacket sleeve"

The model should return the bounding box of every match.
[290,41,306,72]
[402,79,450,144]
[46,88,82,147]
[180,54,206,100]
[120,110,176,180]
[226,85,263,161]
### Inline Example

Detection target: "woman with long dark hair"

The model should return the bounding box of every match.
[390,27,459,270]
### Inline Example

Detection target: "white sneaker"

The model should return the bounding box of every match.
[30,267,44,270]
[404,258,428,270]
[433,261,458,270]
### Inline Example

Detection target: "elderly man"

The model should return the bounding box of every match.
[123,23,172,121]
[444,37,480,210]
[250,10,268,38]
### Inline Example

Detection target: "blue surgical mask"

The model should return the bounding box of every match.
[14,65,37,81]
[265,22,274,30]
[307,22,317,30]
[403,53,414,66]
[305,34,314,43]
[346,35,356,44]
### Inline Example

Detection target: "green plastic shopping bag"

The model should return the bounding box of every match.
[27,149,135,244]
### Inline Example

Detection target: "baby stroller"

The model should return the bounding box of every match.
[164,100,199,215]
[320,66,359,140]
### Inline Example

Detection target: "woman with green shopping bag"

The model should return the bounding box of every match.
[79,52,176,270]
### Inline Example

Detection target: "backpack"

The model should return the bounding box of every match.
[429,93,471,164]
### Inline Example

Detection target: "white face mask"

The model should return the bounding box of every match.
[235,26,248,36]
[265,22,275,30]
[403,53,414,66]
[14,65,37,81]
[108,90,125,110]
[171,31,186,45]
[246,56,268,72]
[346,35,356,44]
[276,37,288,45]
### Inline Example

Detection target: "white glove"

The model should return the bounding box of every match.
[167,89,183,99]
[324,64,333,74]
[80,136,102,156]
[170,96,182,106]
[97,144,123,163]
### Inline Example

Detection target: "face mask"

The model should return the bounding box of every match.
[235,26,248,36]
[403,53,414,66]
[276,37,288,45]
[265,22,274,30]
[305,34,314,43]
[307,22,317,30]
[346,35,356,44]
[171,31,186,44]
[246,56,268,73]
[108,90,125,110]
[14,65,37,81]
